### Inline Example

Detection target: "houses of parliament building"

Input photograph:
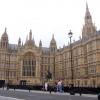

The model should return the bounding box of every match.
[0,3,100,87]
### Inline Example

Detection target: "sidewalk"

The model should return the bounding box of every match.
[0,87,98,98]
[29,90,98,98]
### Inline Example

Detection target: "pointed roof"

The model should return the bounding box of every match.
[39,40,42,47]
[50,34,57,49]
[24,30,36,47]
[2,27,8,38]
[18,37,21,44]
[85,2,91,19]
[86,2,89,12]
[39,40,42,44]
[51,34,56,43]
[82,2,97,38]
[29,29,32,40]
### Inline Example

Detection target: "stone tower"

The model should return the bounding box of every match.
[0,28,9,49]
[39,40,42,49]
[50,34,57,53]
[18,37,21,46]
[82,3,96,38]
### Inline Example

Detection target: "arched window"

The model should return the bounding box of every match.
[22,52,36,76]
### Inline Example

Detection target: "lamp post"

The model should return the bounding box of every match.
[68,30,74,94]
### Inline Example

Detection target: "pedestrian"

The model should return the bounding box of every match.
[79,87,82,96]
[54,82,57,92]
[48,85,52,94]
[44,82,48,91]
[57,80,63,92]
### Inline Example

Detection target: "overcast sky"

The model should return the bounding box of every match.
[0,0,100,48]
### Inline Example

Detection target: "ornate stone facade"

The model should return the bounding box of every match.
[0,3,100,87]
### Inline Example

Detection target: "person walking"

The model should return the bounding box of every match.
[57,80,63,92]
[44,82,48,91]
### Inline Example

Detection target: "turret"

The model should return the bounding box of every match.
[24,29,36,47]
[29,29,32,40]
[82,3,96,38]
[50,34,57,53]
[0,28,9,49]
[39,40,42,48]
[18,37,21,47]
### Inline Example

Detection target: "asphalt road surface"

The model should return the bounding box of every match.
[0,89,98,100]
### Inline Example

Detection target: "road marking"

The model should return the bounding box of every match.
[0,96,25,100]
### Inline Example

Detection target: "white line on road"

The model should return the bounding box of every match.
[0,96,25,100]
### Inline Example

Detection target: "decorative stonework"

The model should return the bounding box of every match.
[0,3,100,87]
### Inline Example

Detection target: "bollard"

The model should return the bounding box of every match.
[49,86,52,94]
[79,92,82,96]
[79,88,82,96]
[14,88,15,91]
[29,88,31,92]
[70,90,75,95]
[7,87,9,90]
[98,93,100,100]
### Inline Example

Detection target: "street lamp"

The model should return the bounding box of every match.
[68,30,74,94]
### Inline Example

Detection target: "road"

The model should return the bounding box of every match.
[0,89,98,100]
[0,96,23,100]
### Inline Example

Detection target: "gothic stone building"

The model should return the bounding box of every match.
[0,4,100,87]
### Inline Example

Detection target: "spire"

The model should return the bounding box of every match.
[2,27,8,37]
[29,29,32,40]
[51,34,55,42]
[50,34,57,46]
[85,2,91,20]
[18,37,21,46]
[50,34,57,52]
[82,3,96,38]
[5,27,7,33]
[86,2,88,11]
[39,40,42,48]
[0,27,9,49]
[1,27,8,40]
[52,34,54,39]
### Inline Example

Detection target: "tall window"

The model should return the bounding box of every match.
[22,52,36,76]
